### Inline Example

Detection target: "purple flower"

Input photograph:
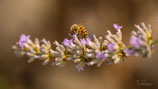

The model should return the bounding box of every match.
[107,43,115,51]
[96,51,106,61]
[113,24,122,31]
[72,34,79,40]
[92,35,95,39]
[76,64,84,72]
[68,33,72,36]
[19,34,30,48]
[130,36,141,48]
[80,39,86,45]
[63,38,73,47]
[124,48,136,56]
[86,37,91,45]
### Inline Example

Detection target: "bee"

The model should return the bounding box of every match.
[69,21,88,39]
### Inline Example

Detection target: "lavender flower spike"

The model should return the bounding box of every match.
[128,23,154,57]
[12,22,158,72]
[106,24,125,63]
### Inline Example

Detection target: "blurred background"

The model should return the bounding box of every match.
[0,0,158,89]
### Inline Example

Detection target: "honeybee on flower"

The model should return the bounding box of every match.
[69,21,88,39]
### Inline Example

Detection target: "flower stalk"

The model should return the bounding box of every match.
[13,23,158,71]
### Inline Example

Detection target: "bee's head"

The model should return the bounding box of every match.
[71,24,79,32]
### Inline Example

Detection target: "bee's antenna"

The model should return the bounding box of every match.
[79,21,87,26]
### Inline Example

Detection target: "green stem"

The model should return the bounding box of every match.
[120,46,132,51]
[120,39,158,51]
[125,46,132,49]
[152,39,158,45]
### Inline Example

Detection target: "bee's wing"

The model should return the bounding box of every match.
[78,21,87,26]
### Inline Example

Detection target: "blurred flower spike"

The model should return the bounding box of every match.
[12,23,158,72]
[125,23,155,57]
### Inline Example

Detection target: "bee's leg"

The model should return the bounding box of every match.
[77,33,80,39]
[69,31,74,36]
[82,33,87,39]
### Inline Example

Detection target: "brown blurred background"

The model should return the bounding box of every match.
[0,0,158,89]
